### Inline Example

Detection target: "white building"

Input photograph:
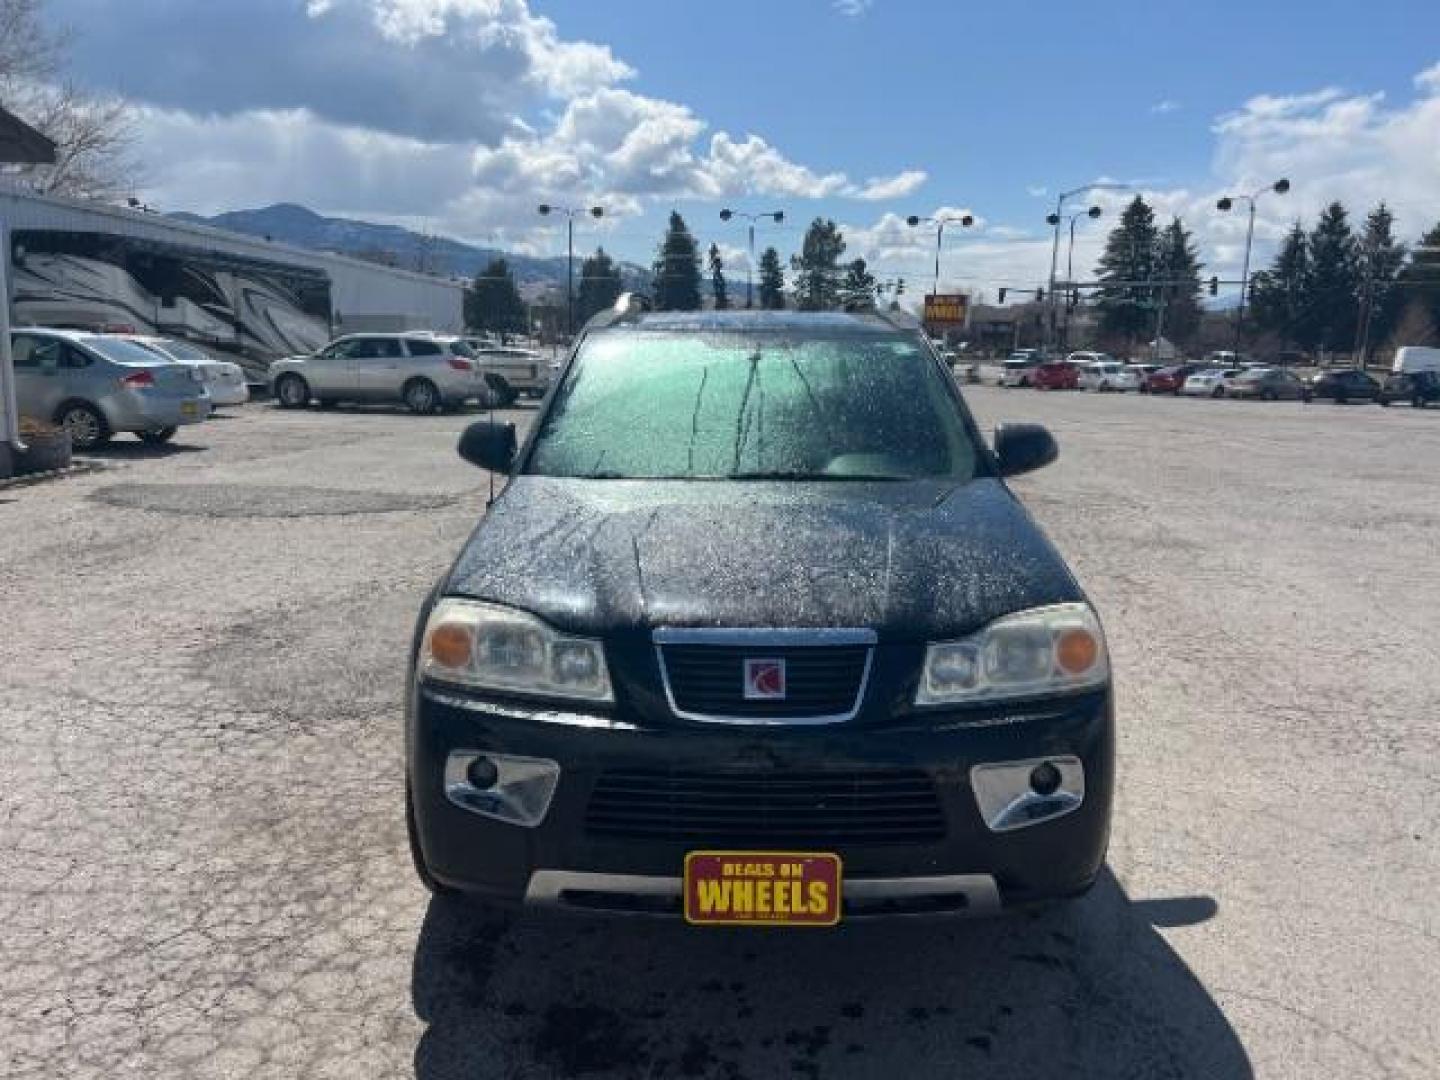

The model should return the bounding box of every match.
[2,186,466,386]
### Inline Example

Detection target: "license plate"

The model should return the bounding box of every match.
[684,851,841,927]
[180,401,198,418]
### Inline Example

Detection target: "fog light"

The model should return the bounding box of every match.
[444,751,560,827]
[971,756,1085,833]
[1029,761,1061,796]
[466,756,499,789]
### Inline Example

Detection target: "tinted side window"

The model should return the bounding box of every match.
[406,339,442,357]
[63,345,93,369]
[347,339,382,359]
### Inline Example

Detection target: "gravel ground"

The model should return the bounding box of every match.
[1,389,1436,1079]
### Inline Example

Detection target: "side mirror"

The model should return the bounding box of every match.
[458,420,516,474]
[994,423,1058,477]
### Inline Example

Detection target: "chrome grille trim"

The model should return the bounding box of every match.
[653,627,876,725]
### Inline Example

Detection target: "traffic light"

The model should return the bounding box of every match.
[998,287,1007,303]
[1208,275,1219,296]
[1035,288,1045,302]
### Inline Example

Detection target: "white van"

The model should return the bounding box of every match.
[1392,346,1440,374]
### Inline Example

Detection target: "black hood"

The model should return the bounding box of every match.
[445,477,1081,641]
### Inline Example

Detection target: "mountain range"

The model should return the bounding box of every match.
[167,203,649,296]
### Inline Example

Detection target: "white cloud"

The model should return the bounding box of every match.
[833,0,874,14]
[853,169,928,201]
[1149,99,1180,115]
[118,0,925,243]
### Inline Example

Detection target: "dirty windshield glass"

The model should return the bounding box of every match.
[526,331,981,480]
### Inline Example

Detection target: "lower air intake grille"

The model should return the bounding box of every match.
[585,768,946,845]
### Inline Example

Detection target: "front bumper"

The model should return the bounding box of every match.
[408,685,1114,915]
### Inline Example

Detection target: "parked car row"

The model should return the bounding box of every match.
[994,346,1439,408]
[8,327,248,450]
[268,331,552,414]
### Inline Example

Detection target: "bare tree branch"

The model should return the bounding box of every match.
[0,0,136,200]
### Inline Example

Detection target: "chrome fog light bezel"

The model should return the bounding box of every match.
[970,755,1085,833]
[444,751,561,827]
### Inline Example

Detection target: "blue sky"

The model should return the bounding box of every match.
[52,0,1440,300]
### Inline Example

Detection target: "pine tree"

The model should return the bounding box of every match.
[707,243,729,310]
[1250,223,1312,350]
[576,247,622,325]
[1355,203,1407,357]
[838,258,878,309]
[1153,218,1204,344]
[1304,201,1360,354]
[1397,221,1440,342]
[791,219,847,311]
[652,211,702,311]
[1094,197,1160,344]
[758,247,786,310]
[466,258,527,341]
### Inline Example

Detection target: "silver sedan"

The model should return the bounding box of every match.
[10,328,211,449]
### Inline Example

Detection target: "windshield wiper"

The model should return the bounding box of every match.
[723,470,908,482]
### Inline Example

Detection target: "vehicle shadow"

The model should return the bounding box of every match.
[79,441,208,461]
[411,869,1251,1079]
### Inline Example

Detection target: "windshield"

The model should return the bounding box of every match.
[526,330,983,481]
[79,336,174,366]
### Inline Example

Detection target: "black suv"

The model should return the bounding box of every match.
[406,304,1114,924]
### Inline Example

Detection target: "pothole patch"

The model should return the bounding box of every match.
[92,482,459,519]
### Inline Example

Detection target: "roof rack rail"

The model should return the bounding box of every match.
[584,291,653,330]
[870,306,924,332]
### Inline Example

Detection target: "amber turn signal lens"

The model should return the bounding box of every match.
[429,622,473,669]
[1055,628,1099,674]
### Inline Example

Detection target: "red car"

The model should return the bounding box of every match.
[1142,364,1198,394]
[1032,361,1080,390]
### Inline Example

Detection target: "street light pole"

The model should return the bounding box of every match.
[1216,177,1289,351]
[1045,183,1129,353]
[1060,206,1102,349]
[906,212,975,299]
[720,209,785,308]
[537,202,605,337]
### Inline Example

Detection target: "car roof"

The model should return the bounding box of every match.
[606,310,911,336]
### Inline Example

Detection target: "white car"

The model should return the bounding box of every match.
[1181,368,1237,397]
[1079,361,1140,392]
[1000,355,1040,387]
[119,335,250,406]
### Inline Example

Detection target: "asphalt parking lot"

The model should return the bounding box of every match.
[2,388,1437,1079]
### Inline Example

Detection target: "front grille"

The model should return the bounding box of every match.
[659,643,871,720]
[585,768,946,845]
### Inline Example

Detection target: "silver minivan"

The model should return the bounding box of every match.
[11,328,211,449]
[268,333,481,413]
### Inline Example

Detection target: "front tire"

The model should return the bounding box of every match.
[403,378,440,415]
[56,401,110,450]
[139,428,176,445]
[275,374,310,409]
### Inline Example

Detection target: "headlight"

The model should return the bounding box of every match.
[420,599,613,703]
[916,603,1108,706]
